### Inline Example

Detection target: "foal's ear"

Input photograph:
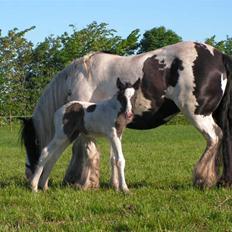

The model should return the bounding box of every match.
[116,77,124,90]
[133,78,141,90]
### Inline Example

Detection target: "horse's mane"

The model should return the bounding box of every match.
[32,55,92,151]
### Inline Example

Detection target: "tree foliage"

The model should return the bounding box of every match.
[0,27,34,118]
[205,35,232,55]
[138,26,182,53]
[0,22,231,123]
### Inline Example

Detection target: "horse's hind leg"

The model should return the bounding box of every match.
[189,114,223,188]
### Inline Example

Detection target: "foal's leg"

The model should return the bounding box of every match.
[31,137,69,192]
[188,114,223,188]
[110,134,129,193]
[110,146,119,191]
[38,140,69,191]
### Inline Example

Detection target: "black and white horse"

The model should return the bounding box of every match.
[21,41,232,190]
[30,78,140,192]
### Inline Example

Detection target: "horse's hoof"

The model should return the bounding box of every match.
[217,177,232,188]
[193,178,205,189]
[193,177,213,189]
[193,172,217,189]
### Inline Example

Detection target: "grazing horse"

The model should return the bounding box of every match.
[21,41,232,190]
[30,78,140,192]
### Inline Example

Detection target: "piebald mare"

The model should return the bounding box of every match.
[30,78,140,192]
[21,41,232,190]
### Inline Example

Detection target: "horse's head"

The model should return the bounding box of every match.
[19,117,40,180]
[116,77,141,122]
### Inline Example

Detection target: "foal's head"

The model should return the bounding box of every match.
[116,77,141,121]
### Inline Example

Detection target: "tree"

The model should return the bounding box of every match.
[17,22,140,114]
[26,35,64,109]
[0,27,34,119]
[205,35,232,56]
[138,26,182,53]
[59,21,140,65]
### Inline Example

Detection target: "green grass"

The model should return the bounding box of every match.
[1,125,232,231]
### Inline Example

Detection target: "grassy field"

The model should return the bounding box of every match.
[1,125,232,231]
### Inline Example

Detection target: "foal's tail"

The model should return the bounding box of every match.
[19,117,40,171]
[214,54,232,185]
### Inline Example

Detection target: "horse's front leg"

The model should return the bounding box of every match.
[110,134,129,193]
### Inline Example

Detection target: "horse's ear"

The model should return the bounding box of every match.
[116,77,124,90]
[133,78,141,90]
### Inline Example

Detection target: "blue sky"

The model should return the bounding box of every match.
[1,0,232,45]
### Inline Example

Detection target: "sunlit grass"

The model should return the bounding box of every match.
[0,125,232,231]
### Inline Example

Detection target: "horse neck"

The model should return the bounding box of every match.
[99,92,124,114]
[107,94,122,109]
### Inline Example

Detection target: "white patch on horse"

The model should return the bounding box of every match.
[204,43,215,56]
[165,43,199,116]
[221,73,227,95]
[155,54,173,69]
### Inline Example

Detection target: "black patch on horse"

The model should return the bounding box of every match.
[86,104,97,112]
[63,103,87,142]
[141,55,183,113]
[19,117,40,173]
[141,55,168,111]
[193,43,225,115]
[128,98,180,129]
[167,57,184,87]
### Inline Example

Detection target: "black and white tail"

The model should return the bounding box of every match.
[214,54,232,185]
[19,117,40,172]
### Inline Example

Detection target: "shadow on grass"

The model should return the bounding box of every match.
[155,181,194,190]
[130,180,194,191]
[90,180,194,191]
[0,176,29,190]
[100,181,154,190]
[0,177,200,192]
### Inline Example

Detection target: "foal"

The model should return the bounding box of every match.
[30,78,141,192]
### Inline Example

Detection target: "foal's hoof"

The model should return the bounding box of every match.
[111,182,119,192]
[31,185,38,192]
[121,187,130,194]
[42,185,49,191]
